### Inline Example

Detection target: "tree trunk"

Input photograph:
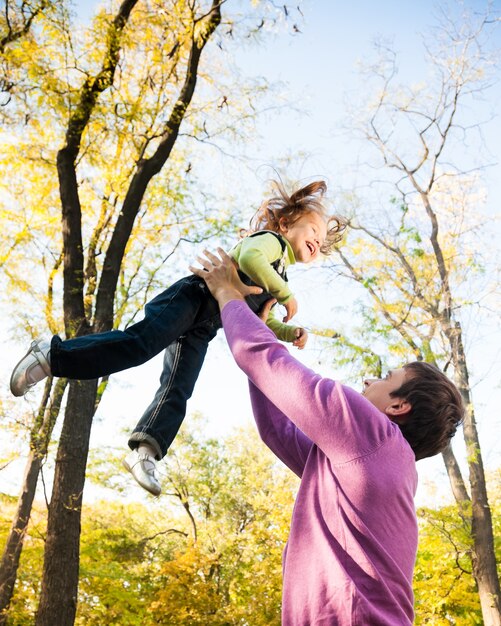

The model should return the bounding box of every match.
[35,379,97,626]
[449,323,501,624]
[441,445,470,504]
[35,3,222,624]
[464,404,501,625]
[35,4,139,622]
[0,451,43,626]
[0,378,66,625]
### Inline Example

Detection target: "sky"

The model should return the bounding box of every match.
[1,0,500,509]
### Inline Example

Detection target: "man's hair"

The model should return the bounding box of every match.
[391,361,465,461]
[247,180,346,255]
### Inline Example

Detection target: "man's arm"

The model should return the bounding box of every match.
[190,249,394,462]
[249,380,313,477]
[223,301,397,462]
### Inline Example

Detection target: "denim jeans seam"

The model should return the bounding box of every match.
[142,339,183,433]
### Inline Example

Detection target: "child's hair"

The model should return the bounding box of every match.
[391,361,465,461]
[248,180,345,255]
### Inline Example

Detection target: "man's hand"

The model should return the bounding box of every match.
[283,297,298,323]
[293,327,308,350]
[189,248,262,309]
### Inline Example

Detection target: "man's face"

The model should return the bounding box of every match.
[362,368,411,422]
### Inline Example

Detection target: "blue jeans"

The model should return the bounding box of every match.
[50,273,273,459]
[128,321,218,458]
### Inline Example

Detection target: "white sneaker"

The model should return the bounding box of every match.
[122,450,161,496]
[10,338,51,397]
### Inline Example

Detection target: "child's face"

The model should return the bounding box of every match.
[278,211,327,263]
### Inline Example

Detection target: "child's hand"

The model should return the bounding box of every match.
[293,327,308,350]
[283,297,298,323]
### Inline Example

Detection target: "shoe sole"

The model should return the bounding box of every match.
[10,346,37,397]
[10,339,51,397]
[122,457,161,496]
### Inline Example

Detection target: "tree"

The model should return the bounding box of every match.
[141,421,296,625]
[413,468,501,624]
[0,0,49,53]
[0,378,67,625]
[1,423,298,625]
[0,1,303,623]
[0,1,58,115]
[326,6,500,623]
[415,504,482,624]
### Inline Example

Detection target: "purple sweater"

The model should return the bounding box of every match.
[221,301,418,626]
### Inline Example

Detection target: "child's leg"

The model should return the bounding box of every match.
[50,276,206,379]
[128,321,219,458]
[10,275,211,396]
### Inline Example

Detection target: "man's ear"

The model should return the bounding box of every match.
[385,399,412,424]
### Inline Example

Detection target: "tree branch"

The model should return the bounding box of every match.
[57,0,139,335]
[94,0,222,330]
[0,0,49,54]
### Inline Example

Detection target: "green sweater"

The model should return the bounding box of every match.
[230,232,298,343]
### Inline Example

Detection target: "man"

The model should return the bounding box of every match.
[191,248,464,626]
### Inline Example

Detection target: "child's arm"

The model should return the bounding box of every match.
[237,232,300,327]
[236,233,293,304]
[265,306,308,348]
[249,380,313,477]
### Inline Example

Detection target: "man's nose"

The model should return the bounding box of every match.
[364,379,377,388]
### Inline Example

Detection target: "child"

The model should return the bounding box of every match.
[10,180,345,495]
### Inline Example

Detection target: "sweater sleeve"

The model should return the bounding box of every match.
[236,233,293,304]
[265,306,299,343]
[222,300,398,464]
[249,380,313,477]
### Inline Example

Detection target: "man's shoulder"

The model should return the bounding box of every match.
[337,383,412,455]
